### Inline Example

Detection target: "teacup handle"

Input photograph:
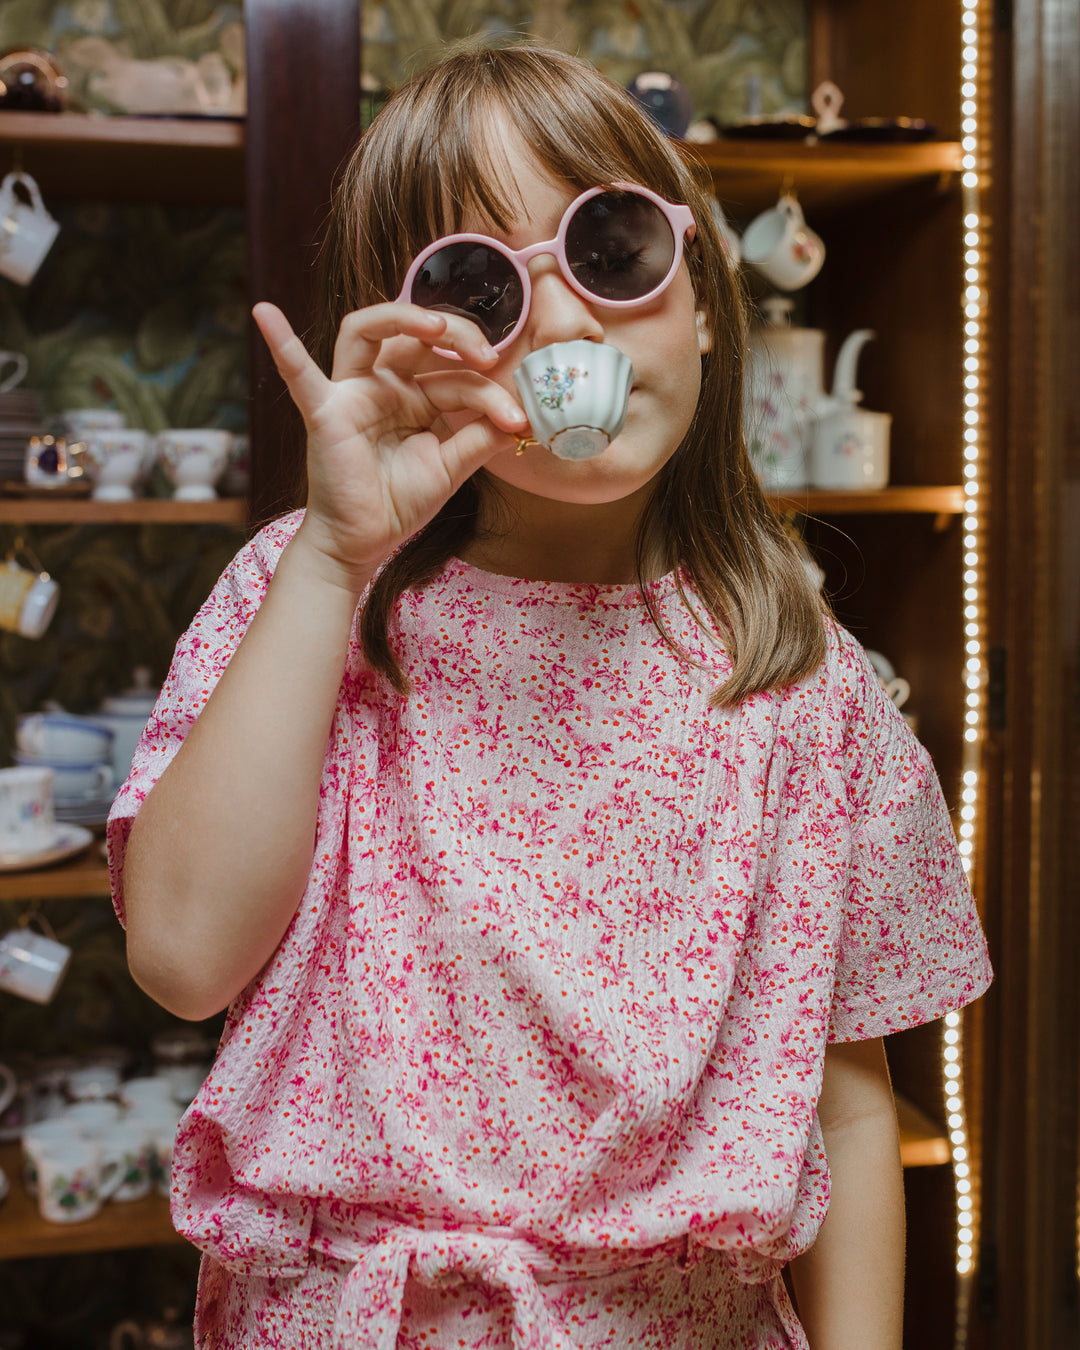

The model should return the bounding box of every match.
[778,192,804,226]
[98,1153,125,1202]
[885,676,911,709]
[110,1321,145,1350]
[0,170,47,217]
[0,351,28,394]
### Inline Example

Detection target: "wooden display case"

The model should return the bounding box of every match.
[0,2,984,1342]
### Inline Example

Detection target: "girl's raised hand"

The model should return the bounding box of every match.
[252,301,528,593]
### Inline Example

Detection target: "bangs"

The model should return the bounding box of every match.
[350,44,699,305]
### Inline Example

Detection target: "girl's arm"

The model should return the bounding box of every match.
[122,302,528,1022]
[788,1037,905,1350]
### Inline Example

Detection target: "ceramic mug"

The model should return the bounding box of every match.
[0,765,55,853]
[0,170,60,285]
[0,349,28,393]
[14,750,112,802]
[0,926,72,1004]
[33,1136,122,1223]
[86,1118,155,1202]
[155,428,231,500]
[0,556,60,639]
[21,1116,84,1197]
[810,406,891,489]
[741,193,825,291]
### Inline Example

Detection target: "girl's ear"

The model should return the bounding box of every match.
[696,307,711,355]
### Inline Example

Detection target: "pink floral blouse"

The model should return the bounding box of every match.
[108,511,991,1349]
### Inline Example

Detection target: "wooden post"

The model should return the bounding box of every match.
[244,0,361,525]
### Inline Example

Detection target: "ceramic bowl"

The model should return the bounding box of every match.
[512,340,634,461]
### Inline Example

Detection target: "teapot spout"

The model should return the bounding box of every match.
[831,328,876,402]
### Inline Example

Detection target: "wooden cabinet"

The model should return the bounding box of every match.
[0,2,988,1338]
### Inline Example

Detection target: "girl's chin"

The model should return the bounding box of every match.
[482,438,666,505]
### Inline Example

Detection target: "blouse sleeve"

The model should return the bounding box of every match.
[825,628,993,1042]
[105,511,304,929]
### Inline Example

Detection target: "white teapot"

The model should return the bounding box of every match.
[744,296,879,491]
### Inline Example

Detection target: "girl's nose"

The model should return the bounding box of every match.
[525,256,605,349]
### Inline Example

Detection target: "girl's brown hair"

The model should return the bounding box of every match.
[311,40,827,706]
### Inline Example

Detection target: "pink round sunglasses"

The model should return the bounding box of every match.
[395,182,696,356]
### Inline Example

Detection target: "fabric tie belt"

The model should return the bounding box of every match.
[314,1216,699,1350]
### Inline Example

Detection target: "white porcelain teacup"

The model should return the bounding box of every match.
[0,765,55,854]
[0,170,60,286]
[79,428,151,501]
[741,193,825,291]
[155,428,232,500]
[512,341,634,461]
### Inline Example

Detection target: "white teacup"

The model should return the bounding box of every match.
[79,428,151,501]
[741,193,825,291]
[155,428,232,500]
[0,765,55,854]
[0,170,60,286]
[32,1136,122,1223]
[0,926,72,1005]
[0,557,59,639]
[17,712,114,765]
[513,340,634,461]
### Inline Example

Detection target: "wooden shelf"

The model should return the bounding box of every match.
[0,1095,946,1261]
[0,1143,186,1259]
[0,496,248,525]
[0,847,110,902]
[770,484,964,515]
[0,111,244,205]
[683,139,961,216]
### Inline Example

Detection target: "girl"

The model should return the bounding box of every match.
[109,41,991,1350]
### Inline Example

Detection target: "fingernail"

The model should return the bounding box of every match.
[480,344,499,361]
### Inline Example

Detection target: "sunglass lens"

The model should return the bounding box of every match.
[566,191,676,302]
[410,242,523,347]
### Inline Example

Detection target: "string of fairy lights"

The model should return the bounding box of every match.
[949,0,987,1341]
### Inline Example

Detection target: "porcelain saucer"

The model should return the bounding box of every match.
[0,824,94,872]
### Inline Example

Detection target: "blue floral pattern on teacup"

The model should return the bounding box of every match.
[533,364,586,411]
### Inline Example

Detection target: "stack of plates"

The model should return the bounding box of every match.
[0,387,46,486]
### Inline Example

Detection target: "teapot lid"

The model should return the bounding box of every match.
[100,665,158,717]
